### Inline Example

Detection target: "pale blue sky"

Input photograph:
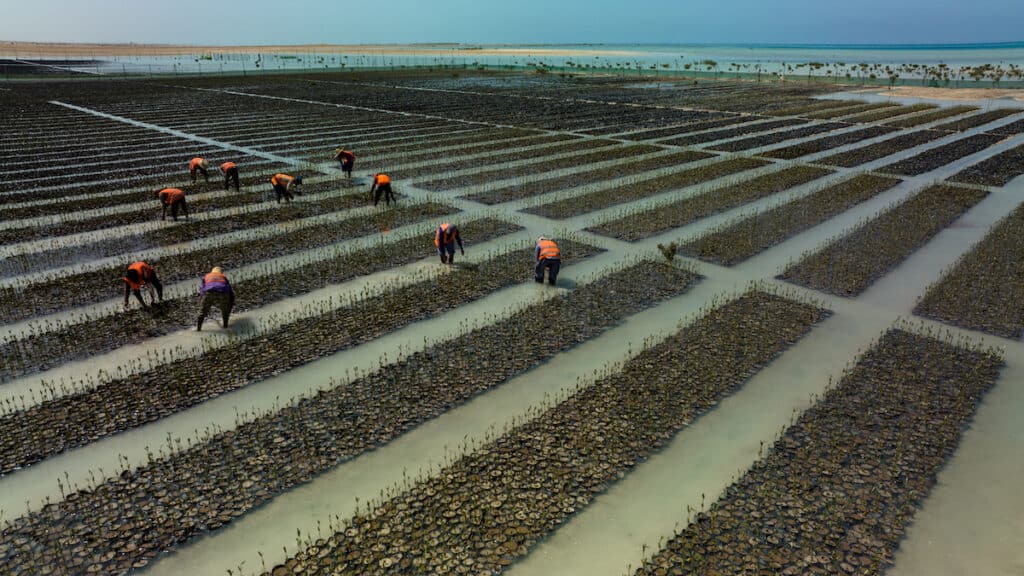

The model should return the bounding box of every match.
[1,0,1020,45]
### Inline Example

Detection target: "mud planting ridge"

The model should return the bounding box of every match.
[634,329,1002,576]
[262,291,829,576]
[0,218,520,385]
[780,185,989,297]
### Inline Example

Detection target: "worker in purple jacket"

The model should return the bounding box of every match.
[197,266,235,331]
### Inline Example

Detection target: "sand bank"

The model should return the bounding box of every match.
[856,86,1024,102]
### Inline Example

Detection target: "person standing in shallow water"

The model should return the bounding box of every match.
[197,266,235,331]
[219,161,240,191]
[535,236,561,286]
[189,157,210,183]
[435,222,465,264]
[158,187,189,221]
[332,148,355,178]
[123,261,163,309]
[270,173,302,203]
[370,173,395,206]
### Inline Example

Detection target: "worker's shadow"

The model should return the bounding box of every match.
[225,316,257,334]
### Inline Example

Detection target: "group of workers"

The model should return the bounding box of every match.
[129,150,562,330]
[122,262,233,331]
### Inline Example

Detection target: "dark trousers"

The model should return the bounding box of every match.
[198,291,233,328]
[131,274,164,307]
[373,183,395,206]
[273,183,293,203]
[191,167,209,183]
[165,199,189,221]
[439,241,455,263]
[535,258,560,285]
[224,167,240,191]
[340,158,354,177]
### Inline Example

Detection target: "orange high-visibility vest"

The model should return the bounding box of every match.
[124,261,153,290]
[373,173,391,186]
[220,162,237,172]
[271,173,293,186]
[435,223,456,247]
[189,158,206,171]
[203,272,228,284]
[159,188,185,205]
[537,239,560,261]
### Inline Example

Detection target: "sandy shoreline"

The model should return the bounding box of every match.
[0,41,635,58]
[853,86,1024,102]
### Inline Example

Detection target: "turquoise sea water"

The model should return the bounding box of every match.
[8,42,1024,79]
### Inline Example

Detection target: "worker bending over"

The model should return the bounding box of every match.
[535,236,561,286]
[123,261,164,309]
[189,157,210,183]
[370,173,395,206]
[332,148,356,178]
[435,222,465,264]
[220,161,240,191]
[197,266,235,331]
[270,173,302,203]
[158,188,189,221]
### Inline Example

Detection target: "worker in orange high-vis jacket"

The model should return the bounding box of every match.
[534,236,561,286]
[219,161,240,191]
[270,173,302,203]
[158,188,189,221]
[332,148,356,178]
[189,157,210,183]
[196,266,235,331]
[369,173,395,206]
[123,261,164,309]
[435,222,465,264]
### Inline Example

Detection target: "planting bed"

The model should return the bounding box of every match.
[780,185,987,296]
[0,183,361,276]
[0,198,448,323]
[414,144,663,192]
[465,150,714,205]
[585,165,830,239]
[884,105,978,128]
[0,240,602,474]
[767,100,857,117]
[609,116,748,140]
[816,129,949,167]
[840,103,935,124]
[388,137,611,180]
[635,329,1002,576]
[0,219,523,383]
[682,174,902,266]
[708,122,848,152]
[527,157,775,220]
[932,108,1021,132]
[948,142,1024,187]
[262,291,828,576]
[802,102,896,119]
[878,133,1005,176]
[759,125,898,160]
[914,202,1024,338]
[990,118,1024,136]
[0,257,685,575]
[658,118,806,147]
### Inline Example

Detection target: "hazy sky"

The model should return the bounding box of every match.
[1,0,1021,45]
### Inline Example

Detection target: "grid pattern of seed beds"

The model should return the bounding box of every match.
[585,165,830,239]
[261,291,829,576]
[990,118,1024,136]
[0,240,603,475]
[883,105,979,128]
[466,150,714,205]
[388,137,610,180]
[840,103,935,124]
[878,133,1005,176]
[526,157,780,220]
[932,108,1021,132]
[779,185,988,296]
[767,100,860,117]
[0,197,449,324]
[415,144,663,192]
[947,142,1024,187]
[682,174,902,266]
[600,115,748,140]
[0,219,522,383]
[0,258,687,575]
[659,118,806,147]
[635,329,1001,576]
[759,126,898,160]
[815,129,949,167]
[708,122,848,152]
[802,102,897,119]
[914,203,1024,338]
[576,110,735,136]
